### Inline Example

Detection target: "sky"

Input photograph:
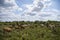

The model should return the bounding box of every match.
[0,0,60,22]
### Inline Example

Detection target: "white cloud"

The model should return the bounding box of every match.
[21,0,60,21]
[0,0,60,21]
[19,8,59,21]
[0,0,23,22]
[23,0,52,13]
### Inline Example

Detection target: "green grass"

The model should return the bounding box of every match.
[0,21,60,40]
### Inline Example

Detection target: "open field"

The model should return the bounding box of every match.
[0,21,60,40]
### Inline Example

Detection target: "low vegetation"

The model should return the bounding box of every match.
[0,21,60,40]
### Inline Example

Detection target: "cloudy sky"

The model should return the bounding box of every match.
[0,0,60,21]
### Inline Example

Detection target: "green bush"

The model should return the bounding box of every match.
[0,21,60,40]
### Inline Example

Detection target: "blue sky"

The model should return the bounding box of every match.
[16,0,60,10]
[0,0,60,21]
[16,0,33,5]
[51,0,60,10]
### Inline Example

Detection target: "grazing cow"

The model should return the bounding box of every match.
[15,26,20,29]
[40,24,44,27]
[18,24,28,29]
[3,27,12,32]
[22,25,28,27]
[49,24,55,30]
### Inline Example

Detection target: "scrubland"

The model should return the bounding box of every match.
[0,21,60,40]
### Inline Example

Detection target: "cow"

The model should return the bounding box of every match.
[3,27,12,32]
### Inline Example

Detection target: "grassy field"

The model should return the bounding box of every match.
[0,21,60,40]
